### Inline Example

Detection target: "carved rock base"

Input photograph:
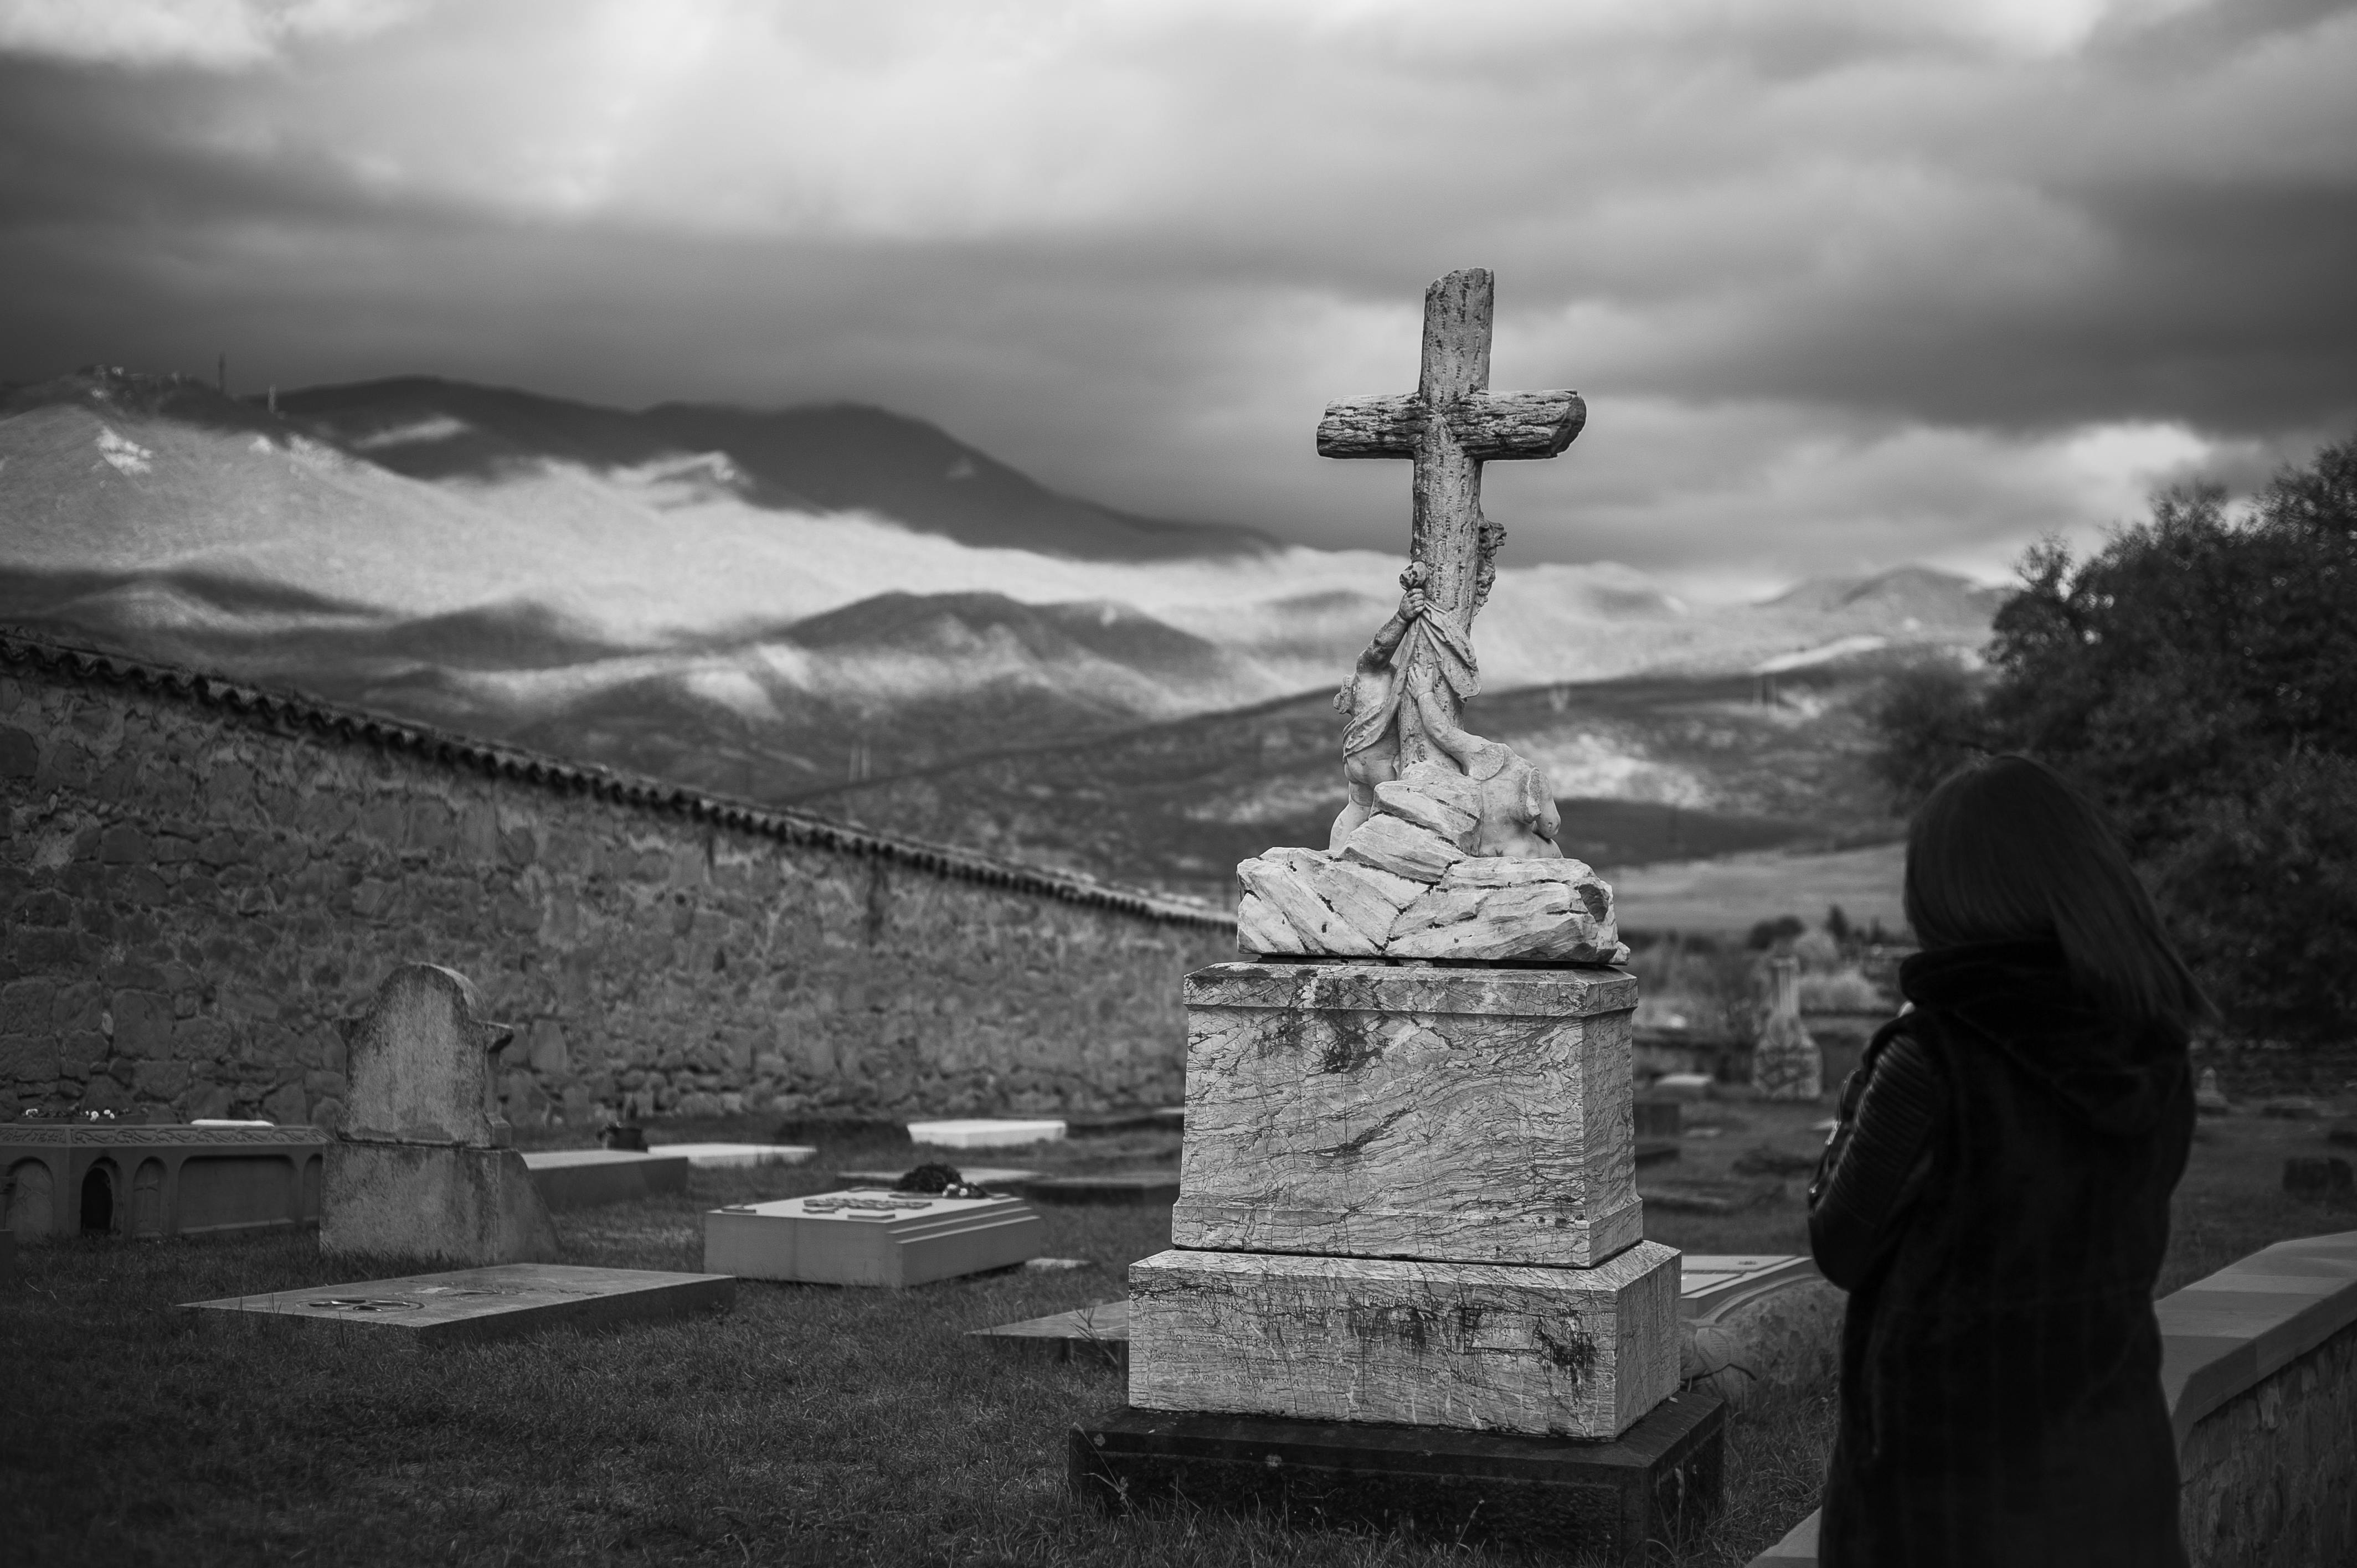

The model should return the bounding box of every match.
[1172,962,1644,1267]
[323,1142,562,1266]
[1128,1242,1683,1439]
[1237,847,1626,962]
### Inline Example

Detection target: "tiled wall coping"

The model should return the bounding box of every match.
[1747,1228,2357,1566]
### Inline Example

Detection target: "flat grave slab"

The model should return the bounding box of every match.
[973,1297,1132,1365]
[1018,1170,1179,1206]
[1072,1390,1725,1566]
[704,1189,1043,1287]
[521,1148,691,1211]
[1679,1254,1819,1317]
[651,1142,816,1169]
[834,1165,1041,1192]
[907,1119,1067,1149]
[182,1263,734,1346]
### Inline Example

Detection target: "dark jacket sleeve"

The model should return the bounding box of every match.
[1809,1022,1949,1290]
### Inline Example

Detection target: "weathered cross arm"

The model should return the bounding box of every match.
[1315,390,1586,460]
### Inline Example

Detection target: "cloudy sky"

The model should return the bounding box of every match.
[2,0,2352,600]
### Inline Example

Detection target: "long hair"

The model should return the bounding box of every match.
[1903,754,2210,1031]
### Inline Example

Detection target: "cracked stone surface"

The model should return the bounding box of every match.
[1235,847,1625,963]
[1171,962,1644,1266]
[1128,1242,1681,1438]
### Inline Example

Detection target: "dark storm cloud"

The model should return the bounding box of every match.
[2,1,2352,596]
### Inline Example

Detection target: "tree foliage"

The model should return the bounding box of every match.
[1871,432,2357,1039]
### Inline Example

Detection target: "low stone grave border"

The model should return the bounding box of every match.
[1749,1227,2357,1566]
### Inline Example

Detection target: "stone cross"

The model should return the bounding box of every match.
[1316,268,1584,767]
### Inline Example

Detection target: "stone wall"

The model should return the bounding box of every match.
[0,634,1236,1130]
[2178,1323,2357,1568]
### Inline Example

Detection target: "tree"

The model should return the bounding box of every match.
[1870,432,2357,1038]
[1867,660,1989,808]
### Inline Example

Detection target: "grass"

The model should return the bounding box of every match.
[4,1115,2351,1567]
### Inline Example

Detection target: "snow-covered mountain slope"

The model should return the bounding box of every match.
[1,368,2003,811]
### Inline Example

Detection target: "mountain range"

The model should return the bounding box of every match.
[0,367,2006,895]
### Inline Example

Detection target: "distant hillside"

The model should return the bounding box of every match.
[1,365,2008,894]
[272,377,1273,561]
[791,644,1934,900]
[0,564,1301,795]
[1758,565,2008,635]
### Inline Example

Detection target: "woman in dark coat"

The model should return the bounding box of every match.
[1809,754,2208,1567]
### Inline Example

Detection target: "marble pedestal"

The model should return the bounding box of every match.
[1136,960,1684,1443]
[1171,962,1645,1267]
[1130,1241,1681,1437]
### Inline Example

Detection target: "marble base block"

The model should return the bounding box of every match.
[322,1142,562,1266]
[1129,1242,1682,1440]
[1171,962,1643,1267]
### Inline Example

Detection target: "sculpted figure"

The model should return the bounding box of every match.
[1328,568,1427,851]
[1408,668,1564,858]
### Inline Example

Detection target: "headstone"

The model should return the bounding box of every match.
[2195,1066,2232,1114]
[1077,272,1716,1565]
[321,964,560,1266]
[907,1118,1066,1149]
[183,1263,731,1345]
[3,1121,327,1241]
[1750,957,1823,1102]
[1118,960,1691,1453]
[521,1148,692,1211]
[703,1189,1043,1286]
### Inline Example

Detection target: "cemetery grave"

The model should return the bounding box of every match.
[704,1188,1045,1286]
[3,1120,327,1241]
[3,1092,2352,1566]
[184,1261,733,1345]
[322,963,560,1267]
